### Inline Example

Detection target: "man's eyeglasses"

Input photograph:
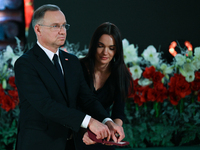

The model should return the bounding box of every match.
[38,24,70,31]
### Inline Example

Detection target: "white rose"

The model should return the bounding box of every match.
[175,54,186,66]
[129,65,143,80]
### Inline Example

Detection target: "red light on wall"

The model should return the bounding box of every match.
[169,41,177,49]
[169,41,177,57]
[184,41,193,51]
[24,0,34,36]
[169,48,177,57]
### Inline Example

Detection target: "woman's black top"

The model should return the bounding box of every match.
[73,61,125,150]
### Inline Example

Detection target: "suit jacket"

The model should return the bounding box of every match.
[14,44,109,150]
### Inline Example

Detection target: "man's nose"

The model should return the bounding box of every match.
[58,26,66,33]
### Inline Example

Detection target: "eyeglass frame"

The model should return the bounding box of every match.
[38,23,70,31]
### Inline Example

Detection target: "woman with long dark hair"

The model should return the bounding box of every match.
[74,22,132,150]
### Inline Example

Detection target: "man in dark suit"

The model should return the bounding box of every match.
[14,4,125,150]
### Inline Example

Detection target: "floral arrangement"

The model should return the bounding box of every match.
[122,39,200,148]
[1,38,200,149]
[0,37,22,150]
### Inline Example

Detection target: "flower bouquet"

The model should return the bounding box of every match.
[0,38,22,149]
[122,39,200,148]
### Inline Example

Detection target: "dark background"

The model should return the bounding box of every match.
[27,0,200,62]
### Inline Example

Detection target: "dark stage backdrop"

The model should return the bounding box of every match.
[27,0,200,62]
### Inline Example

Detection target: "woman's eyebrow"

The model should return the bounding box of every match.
[98,42,115,46]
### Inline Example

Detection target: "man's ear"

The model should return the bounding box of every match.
[34,24,41,36]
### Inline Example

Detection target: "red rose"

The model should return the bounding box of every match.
[195,71,200,80]
[146,82,168,103]
[154,82,168,103]
[169,74,191,98]
[169,92,181,105]
[0,84,5,104]
[168,75,176,93]
[139,86,150,103]
[133,94,143,106]
[127,79,146,106]
[147,88,157,102]
[8,90,19,101]
[191,80,200,91]
[175,77,191,98]
[191,72,200,91]
[0,83,19,112]
[1,95,17,112]
[168,74,191,105]
[8,76,17,89]
[143,66,156,79]
[152,71,165,83]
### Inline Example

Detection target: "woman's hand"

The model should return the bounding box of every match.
[82,131,96,145]
[105,121,125,143]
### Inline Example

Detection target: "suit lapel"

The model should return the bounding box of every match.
[33,45,68,101]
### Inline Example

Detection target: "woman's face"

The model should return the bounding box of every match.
[95,34,116,65]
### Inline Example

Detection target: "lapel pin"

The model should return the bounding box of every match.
[65,58,68,61]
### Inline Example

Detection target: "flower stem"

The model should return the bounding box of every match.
[135,103,139,111]
[179,98,184,114]
[192,97,194,103]
[154,102,159,117]
[144,103,147,112]
[191,96,195,116]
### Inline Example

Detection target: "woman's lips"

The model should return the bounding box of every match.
[100,57,108,60]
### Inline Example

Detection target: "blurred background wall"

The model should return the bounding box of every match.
[1,0,200,62]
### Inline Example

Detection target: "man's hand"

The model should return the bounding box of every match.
[88,118,111,141]
[82,132,96,145]
[105,121,125,143]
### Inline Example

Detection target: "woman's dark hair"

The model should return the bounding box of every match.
[81,22,133,101]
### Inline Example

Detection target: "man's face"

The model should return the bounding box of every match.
[37,10,67,52]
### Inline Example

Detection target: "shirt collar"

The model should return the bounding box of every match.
[37,41,59,61]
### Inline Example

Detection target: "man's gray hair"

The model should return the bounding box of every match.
[32,4,61,29]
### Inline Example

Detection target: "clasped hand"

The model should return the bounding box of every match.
[83,118,125,145]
